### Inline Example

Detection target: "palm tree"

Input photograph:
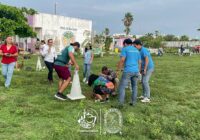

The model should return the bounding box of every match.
[104,28,110,37]
[155,30,160,38]
[122,12,133,36]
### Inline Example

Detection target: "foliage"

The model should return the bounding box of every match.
[122,12,133,36]
[163,34,179,41]
[139,32,164,48]
[104,36,113,52]
[0,4,36,40]
[93,33,105,48]
[179,35,189,41]
[104,28,110,37]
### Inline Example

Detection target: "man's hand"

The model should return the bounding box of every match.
[143,69,147,75]
[116,70,120,77]
[75,64,79,71]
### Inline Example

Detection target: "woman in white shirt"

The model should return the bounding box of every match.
[41,39,57,84]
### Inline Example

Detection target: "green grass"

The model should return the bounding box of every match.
[0,54,200,140]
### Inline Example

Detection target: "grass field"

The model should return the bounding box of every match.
[0,54,200,140]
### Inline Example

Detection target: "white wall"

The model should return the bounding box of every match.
[32,13,92,52]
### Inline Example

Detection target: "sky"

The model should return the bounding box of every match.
[1,0,200,38]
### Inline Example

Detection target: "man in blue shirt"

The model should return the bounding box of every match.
[133,39,154,103]
[116,38,141,107]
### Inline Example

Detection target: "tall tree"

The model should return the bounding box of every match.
[0,4,36,40]
[155,30,160,38]
[122,12,133,36]
[104,28,110,37]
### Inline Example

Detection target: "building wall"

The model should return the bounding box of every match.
[163,41,200,48]
[28,13,92,52]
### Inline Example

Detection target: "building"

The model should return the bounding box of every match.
[18,13,92,52]
[112,34,135,50]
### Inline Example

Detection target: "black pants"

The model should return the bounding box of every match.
[45,61,54,81]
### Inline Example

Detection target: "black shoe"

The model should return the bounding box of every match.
[54,93,67,101]
[129,103,136,106]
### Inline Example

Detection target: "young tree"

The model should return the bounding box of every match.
[122,12,133,36]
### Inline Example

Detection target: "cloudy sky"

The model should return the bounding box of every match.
[1,0,200,38]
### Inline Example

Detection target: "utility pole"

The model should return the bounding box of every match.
[54,2,57,15]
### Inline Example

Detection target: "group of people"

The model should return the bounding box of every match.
[116,39,154,107]
[88,39,154,107]
[0,36,154,107]
[37,39,81,100]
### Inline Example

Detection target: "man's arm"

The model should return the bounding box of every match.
[69,52,79,70]
[90,52,94,64]
[143,57,149,74]
[138,60,142,73]
[117,57,125,72]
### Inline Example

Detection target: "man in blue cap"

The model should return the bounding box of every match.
[133,39,154,103]
[116,38,141,107]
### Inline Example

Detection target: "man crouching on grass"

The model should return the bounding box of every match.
[54,42,80,100]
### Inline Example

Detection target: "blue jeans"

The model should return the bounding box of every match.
[1,62,16,87]
[142,68,154,98]
[83,63,91,81]
[119,72,139,105]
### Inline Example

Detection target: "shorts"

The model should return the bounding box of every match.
[54,64,71,80]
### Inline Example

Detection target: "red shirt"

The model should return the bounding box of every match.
[0,44,17,64]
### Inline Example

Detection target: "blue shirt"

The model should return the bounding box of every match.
[120,46,141,73]
[84,50,92,64]
[140,47,154,70]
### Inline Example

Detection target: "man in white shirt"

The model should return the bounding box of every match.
[41,39,57,84]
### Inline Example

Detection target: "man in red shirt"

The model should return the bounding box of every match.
[0,36,18,88]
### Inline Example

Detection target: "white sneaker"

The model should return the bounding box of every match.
[141,97,150,103]
[83,78,86,83]
[138,96,144,99]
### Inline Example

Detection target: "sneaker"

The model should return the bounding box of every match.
[141,97,150,103]
[95,99,100,103]
[138,96,144,99]
[111,92,117,96]
[105,99,110,103]
[54,93,67,101]
[83,78,86,83]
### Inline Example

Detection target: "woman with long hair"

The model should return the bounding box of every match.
[0,36,18,88]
